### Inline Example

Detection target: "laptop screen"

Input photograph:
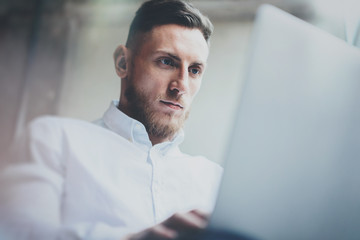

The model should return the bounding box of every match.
[209,4,360,240]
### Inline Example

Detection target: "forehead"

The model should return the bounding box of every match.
[137,24,209,62]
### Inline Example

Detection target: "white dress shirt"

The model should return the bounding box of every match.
[0,101,222,240]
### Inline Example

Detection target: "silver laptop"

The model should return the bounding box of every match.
[209,4,360,240]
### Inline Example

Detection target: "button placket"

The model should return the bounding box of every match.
[149,147,163,223]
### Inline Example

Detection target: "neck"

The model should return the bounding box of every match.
[149,135,172,146]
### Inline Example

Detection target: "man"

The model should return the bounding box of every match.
[0,0,222,239]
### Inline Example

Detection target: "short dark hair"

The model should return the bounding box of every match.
[125,0,213,50]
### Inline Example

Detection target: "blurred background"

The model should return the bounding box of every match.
[0,0,359,164]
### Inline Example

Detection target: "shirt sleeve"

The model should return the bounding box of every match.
[0,117,139,240]
[0,117,79,239]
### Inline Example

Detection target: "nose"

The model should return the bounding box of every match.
[169,65,189,97]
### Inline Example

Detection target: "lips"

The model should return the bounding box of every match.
[160,100,184,110]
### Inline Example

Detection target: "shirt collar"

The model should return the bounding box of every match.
[102,100,184,153]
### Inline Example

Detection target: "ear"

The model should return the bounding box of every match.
[113,45,129,78]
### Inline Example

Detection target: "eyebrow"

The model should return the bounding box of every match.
[154,50,205,67]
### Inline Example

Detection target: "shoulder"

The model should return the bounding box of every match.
[27,115,106,139]
[22,115,107,156]
[26,115,68,145]
[26,115,133,159]
[29,115,96,131]
[3,116,85,172]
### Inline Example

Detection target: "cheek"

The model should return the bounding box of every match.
[130,59,156,87]
[189,80,202,98]
[133,73,168,98]
[132,69,158,90]
[134,64,169,89]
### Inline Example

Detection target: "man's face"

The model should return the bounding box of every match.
[124,24,209,142]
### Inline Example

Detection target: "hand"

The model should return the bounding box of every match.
[124,209,209,240]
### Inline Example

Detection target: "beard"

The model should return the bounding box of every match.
[124,84,190,140]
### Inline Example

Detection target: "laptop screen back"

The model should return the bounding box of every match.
[209,4,360,240]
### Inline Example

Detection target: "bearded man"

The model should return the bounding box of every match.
[0,1,224,239]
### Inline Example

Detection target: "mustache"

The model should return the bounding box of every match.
[125,84,187,108]
[159,90,186,106]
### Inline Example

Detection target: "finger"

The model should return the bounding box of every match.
[189,209,210,221]
[150,224,178,239]
[163,212,207,232]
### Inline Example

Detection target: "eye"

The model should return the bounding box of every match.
[159,58,174,67]
[189,67,201,75]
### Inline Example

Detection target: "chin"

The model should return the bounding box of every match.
[157,115,184,132]
[145,109,189,138]
[159,115,182,129]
